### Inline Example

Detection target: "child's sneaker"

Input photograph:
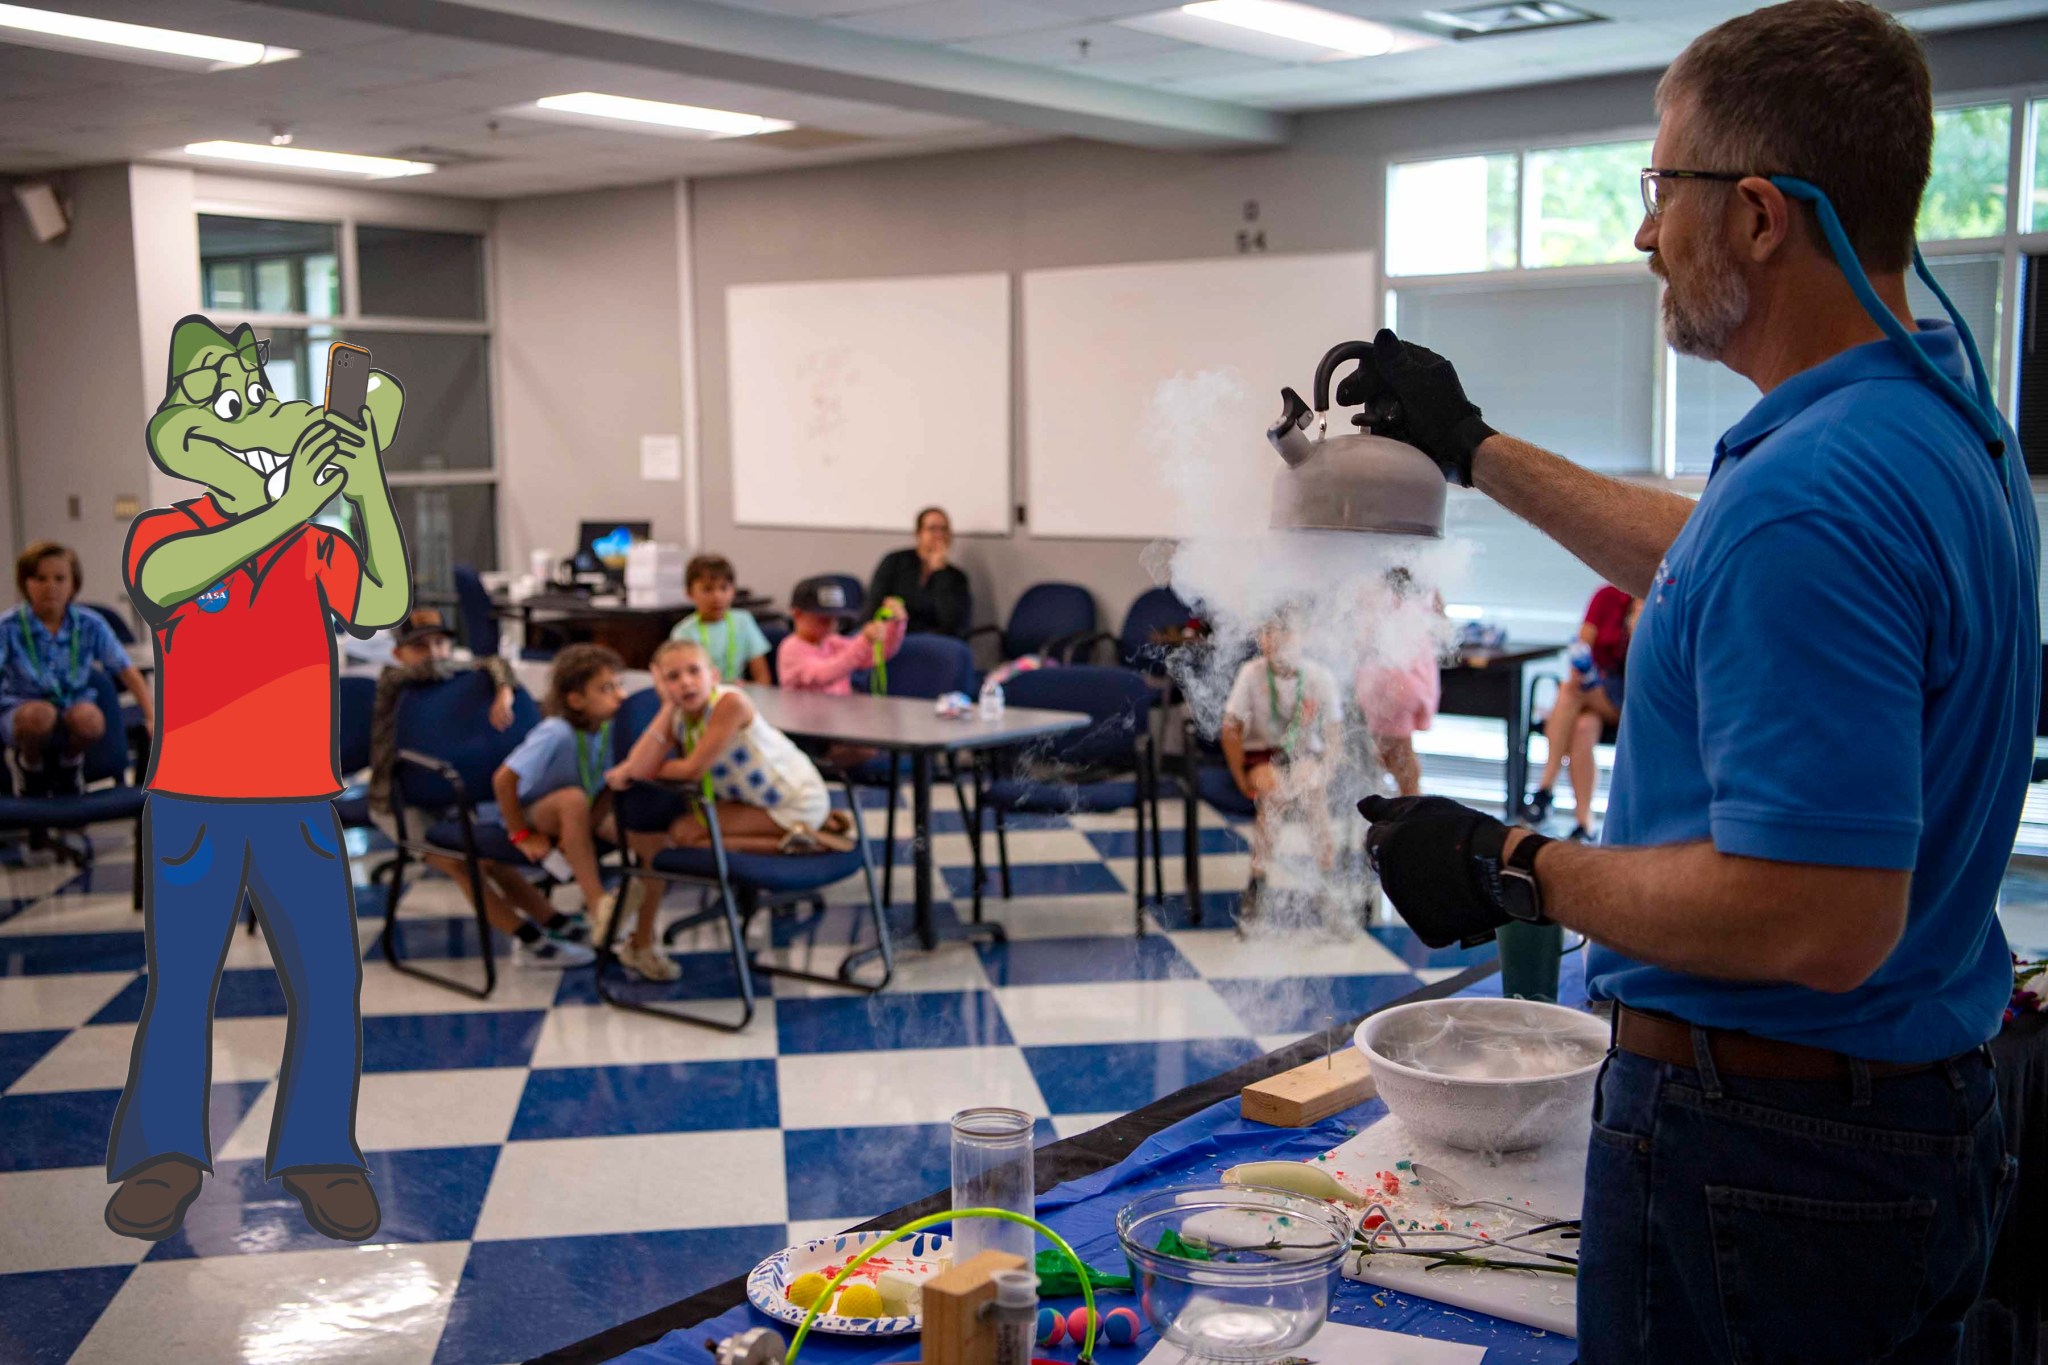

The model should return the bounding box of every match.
[594,882,643,946]
[514,936,596,969]
[1519,788,1553,826]
[549,911,593,945]
[616,939,682,982]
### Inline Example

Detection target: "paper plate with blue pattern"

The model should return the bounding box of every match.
[746,1229,954,1337]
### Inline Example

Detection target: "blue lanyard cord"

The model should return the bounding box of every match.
[16,607,81,700]
[1771,176,2006,460]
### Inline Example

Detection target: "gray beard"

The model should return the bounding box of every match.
[1661,253,1749,360]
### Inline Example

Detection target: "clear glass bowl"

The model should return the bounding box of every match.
[1115,1185,1351,1362]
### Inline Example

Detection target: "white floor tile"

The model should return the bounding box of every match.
[1255,1032,1311,1055]
[975,894,1150,942]
[766,941,988,1000]
[356,961,566,1017]
[69,1240,469,1365]
[0,861,89,907]
[0,891,142,936]
[777,1047,1046,1129]
[530,1002,780,1068]
[1415,967,1470,986]
[0,970,135,1033]
[1168,929,1409,980]
[473,1131,787,1240]
[11,1016,287,1094]
[975,829,1108,866]
[1107,854,1253,896]
[219,1067,529,1160]
[0,1166,154,1273]
[1050,1112,1120,1140]
[994,981,1247,1047]
[786,1217,867,1246]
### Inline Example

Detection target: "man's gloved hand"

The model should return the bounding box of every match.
[1334,330,1496,487]
[1358,794,1515,948]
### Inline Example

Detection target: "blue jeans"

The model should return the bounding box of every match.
[107,795,365,1180]
[1579,1031,2017,1364]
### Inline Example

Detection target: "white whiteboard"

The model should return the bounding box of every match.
[728,273,1011,534]
[1023,252,1378,540]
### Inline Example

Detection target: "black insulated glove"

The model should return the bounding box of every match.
[1335,330,1496,487]
[1358,794,1515,948]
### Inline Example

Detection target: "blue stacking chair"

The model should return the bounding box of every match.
[1068,587,1192,676]
[0,669,147,907]
[967,582,1096,667]
[80,601,138,645]
[1177,718,1255,927]
[381,669,556,999]
[971,666,1162,935]
[451,565,502,658]
[602,687,892,1032]
[845,633,983,906]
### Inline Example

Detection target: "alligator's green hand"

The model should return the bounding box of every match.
[276,420,346,521]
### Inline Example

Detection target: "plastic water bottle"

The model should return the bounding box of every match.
[978,678,1005,720]
[1567,641,1599,686]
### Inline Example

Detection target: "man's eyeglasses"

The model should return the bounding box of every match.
[167,338,270,404]
[1640,168,1751,218]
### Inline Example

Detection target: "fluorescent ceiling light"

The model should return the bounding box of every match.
[0,3,296,71]
[1175,0,1434,57]
[182,142,435,179]
[531,92,794,138]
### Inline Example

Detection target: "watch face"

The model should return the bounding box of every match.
[1500,867,1542,924]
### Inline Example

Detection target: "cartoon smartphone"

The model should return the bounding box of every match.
[324,342,372,418]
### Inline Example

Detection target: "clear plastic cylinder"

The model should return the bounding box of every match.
[949,1107,1035,1264]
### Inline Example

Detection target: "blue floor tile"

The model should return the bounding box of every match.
[0,931,147,977]
[1024,1038,1262,1113]
[550,950,748,1007]
[146,1144,500,1259]
[1208,973,1424,1033]
[975,934,1196,987]
[510,1060,780,1139]
[781,1118,1050,1221]
[361,1010,547,1073]
[776,990,1012,1054]
[437,1225,789,1365]
[90,967,289,1025]
[1368,924,1499,971]
[1147,891,1246,932]
[0,1265,136,1364]
[944,862,1126,899]
[372,914,515,963]
[0,1028,68,1092]
[1084,826,1250,859]
[2,1081,268,1174]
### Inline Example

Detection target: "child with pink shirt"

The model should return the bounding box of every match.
[777,576,907,769]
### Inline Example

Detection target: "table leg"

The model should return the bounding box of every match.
[1503,663,1528,819]
[912,750,936,950]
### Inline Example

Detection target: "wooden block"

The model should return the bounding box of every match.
[1241,1048,1377,1127]
[921,1250,1027,1365]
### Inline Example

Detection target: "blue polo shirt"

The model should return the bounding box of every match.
[1588,323,2038,1063]
[0,605,131,711]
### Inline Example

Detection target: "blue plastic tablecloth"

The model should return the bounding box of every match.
[619,956,1590,1365]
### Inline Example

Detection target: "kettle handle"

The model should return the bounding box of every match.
[1267,386,1317,467]
[1311,340,1376,413]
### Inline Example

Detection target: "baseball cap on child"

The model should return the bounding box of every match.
[791,577,863,621]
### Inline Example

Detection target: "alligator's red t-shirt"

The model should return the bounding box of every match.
[124,497,361,799]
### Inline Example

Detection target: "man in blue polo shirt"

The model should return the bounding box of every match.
[1350,3,2030,1360]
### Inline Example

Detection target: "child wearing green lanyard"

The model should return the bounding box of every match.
[669,553,771,684]
[1220,614,1345,920]
[2,541,153,796]
[491,644,648,973]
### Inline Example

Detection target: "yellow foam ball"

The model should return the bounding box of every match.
[786,1272,830,1309]
[835,1284,885,1319]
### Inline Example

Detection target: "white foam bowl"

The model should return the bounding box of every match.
[1355,997,1609,1153]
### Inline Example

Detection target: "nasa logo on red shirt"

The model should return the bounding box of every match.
[197,580,230,614]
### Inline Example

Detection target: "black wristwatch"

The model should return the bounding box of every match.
[1497,832,1553,925]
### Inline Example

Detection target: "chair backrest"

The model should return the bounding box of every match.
[80,601,137,645]
[452,564,501,658]
[392,668,540,810]
[877,633,977,700]
[1119,587,1190,674]
[613,686,665,760]
[1003,582,1096,660]
[1001,665,1155,768]
[761,618,791,685]
[78,668,138,785]
[337,674,377,777]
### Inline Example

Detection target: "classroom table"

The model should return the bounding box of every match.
[742,689,1089,950]
[1438,645,1563,812]
[495,588,779,668]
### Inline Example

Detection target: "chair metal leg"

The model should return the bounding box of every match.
[1148,752,1165,911]
[598,886,757,1032]
[750,780,895,994]
[131,812,144,910]
[1183,754,1204,926]
[881,753,902,906]
[1132,774,1148,932]
[949,758,982,906]
[378,836,500,1002]
[996,806,1012,900]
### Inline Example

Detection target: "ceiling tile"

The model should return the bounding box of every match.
[829,0,1076,41]
[947,22,1184,62]
[1075,43,1281,82]
[704,0,941,17]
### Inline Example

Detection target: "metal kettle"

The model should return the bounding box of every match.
[1267,340,1447,539]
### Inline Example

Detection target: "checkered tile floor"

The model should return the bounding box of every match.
[0,784,1499,1365]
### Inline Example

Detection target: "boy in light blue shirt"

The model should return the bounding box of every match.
[669,552,771,684]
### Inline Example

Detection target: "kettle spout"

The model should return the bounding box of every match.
[1266,386,1317,468]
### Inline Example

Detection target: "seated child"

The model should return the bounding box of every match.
[778,577,906,769]
[368,608,593,969]
[669,553,771,684]
[1,541,152,795]
[1220,613,1344,913]
[1355,569,1445,798]
[490,644,641,970]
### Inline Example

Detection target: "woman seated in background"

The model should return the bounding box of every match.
[1520,585,1638,842]
[0,541,152,795]
[867,505,971,637]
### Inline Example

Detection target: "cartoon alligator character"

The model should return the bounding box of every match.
[105,315,411,1244]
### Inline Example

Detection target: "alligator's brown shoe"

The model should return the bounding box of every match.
[104,1157,205,1241]
[281,1167,381,1242]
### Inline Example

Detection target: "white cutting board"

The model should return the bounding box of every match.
[1318,1112,1589,1337]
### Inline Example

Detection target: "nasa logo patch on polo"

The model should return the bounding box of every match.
[197,580,231,614]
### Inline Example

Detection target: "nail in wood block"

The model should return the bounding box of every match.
[921,1249,1027,1365]
[1241,1047,1377,1127]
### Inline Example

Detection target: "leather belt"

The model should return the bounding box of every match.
[1614,1004,1938,1081]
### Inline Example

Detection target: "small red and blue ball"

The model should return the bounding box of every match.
[1035,1307,1066,1347]
[1066,1308,1096,1344]
[1100,1307,1140,1347]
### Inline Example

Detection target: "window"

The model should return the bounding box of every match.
[1669,354,1758,478]
[1907,253,2002,379]
[195,212,495,597]
[1917,102,2011,242]
[2031,99,2048,234]
[1523,139,1653,268]
[1386,153,1517,276]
